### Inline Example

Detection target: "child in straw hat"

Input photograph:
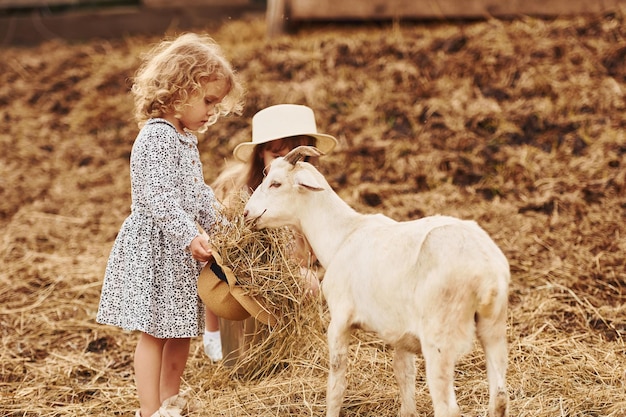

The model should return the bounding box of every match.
[203,103,338,364]
[95,33,244,417]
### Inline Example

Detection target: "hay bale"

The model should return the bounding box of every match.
[208,191,327,379]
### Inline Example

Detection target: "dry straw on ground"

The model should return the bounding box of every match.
[1,10,625,417]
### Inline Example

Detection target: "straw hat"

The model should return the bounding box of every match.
[198,251,277,326]
[233,104,338,162]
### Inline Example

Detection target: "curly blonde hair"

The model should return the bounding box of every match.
[131,32,244,131]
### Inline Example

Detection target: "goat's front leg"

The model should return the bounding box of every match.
[394,348,418,417]
[326,317,351,417]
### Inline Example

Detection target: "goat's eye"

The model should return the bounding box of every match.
[269,180,281,189]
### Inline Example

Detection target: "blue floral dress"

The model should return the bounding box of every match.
[96,119,221,338]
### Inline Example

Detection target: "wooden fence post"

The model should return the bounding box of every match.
[266,0,287,38]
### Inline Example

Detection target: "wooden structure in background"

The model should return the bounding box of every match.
[0,0,120,8]
[143,0,250,6]
[0,0,251,8]
[0,0,264,44]
[3,0,626,45]
[267,0,626,37]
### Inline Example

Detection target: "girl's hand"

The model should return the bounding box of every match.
[300,266,320,297]
[190,235,214,263]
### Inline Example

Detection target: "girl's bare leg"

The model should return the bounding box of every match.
[204,310,222,361]
[205,309,219,332]
[160,337,191,402]
[135,333,166,417]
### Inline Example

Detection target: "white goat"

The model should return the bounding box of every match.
[244,146,509,417]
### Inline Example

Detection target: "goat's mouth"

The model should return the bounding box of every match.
[244,209,266,227]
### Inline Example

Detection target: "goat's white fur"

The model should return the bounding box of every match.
[244,146,509,417]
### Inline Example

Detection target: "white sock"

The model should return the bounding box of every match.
[204,329,220,340]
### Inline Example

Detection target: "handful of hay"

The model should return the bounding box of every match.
[208,191,327,379]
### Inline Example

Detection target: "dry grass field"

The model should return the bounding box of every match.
[1,10,625,417]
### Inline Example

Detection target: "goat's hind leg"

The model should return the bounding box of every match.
[422,341,461,417]
[393,348,418,417]
[477,312,508,417]
[325,318,351,417]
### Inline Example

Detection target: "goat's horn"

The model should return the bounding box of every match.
[284,146,324,165]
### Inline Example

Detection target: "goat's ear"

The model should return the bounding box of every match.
[293,168,324,191]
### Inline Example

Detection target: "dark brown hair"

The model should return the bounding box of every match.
[244,135,318,192]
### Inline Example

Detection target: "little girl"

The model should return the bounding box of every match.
[96,33,244,417]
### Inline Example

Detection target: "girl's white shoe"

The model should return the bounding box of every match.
[203,331,223,361]
[135,409,168,417]
[161,389,197,415]
[135,389,195,417]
